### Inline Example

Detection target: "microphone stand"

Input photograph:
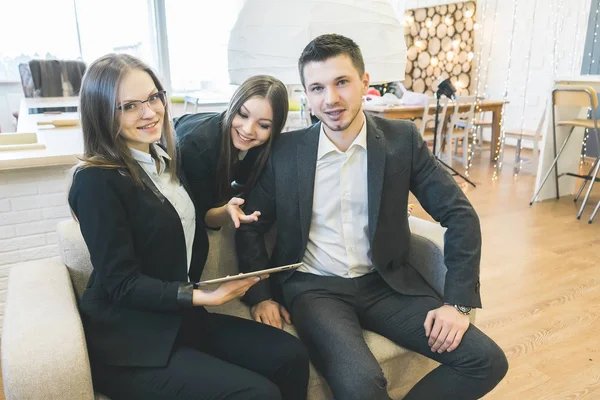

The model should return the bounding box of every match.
[432,93,476,188]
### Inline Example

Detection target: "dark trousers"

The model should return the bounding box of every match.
[91,308,309,400]
[283,272,508,400]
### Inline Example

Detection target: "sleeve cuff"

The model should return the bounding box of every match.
[241,279,272,307]
[177,283,195,308]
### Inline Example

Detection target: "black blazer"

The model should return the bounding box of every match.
[68,163,208,367]
[236,115,482,309]
[175,112,261,221]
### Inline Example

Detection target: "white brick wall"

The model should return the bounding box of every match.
[0,166,71,266]
[0,165,73,330]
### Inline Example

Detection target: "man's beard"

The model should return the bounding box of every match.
[321,107,360,132]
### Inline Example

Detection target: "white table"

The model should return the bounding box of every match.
[533,76,600,201]
[0,97,82,170]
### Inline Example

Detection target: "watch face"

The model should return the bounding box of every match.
[457,305,472,314]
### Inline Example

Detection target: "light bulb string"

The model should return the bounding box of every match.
[494,0,519,179]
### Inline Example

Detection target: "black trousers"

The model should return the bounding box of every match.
[91,308,309,400]
[283,272,508,400]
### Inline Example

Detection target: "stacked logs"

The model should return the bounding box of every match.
[404,1,476,96]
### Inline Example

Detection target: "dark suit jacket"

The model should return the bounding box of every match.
[236,114,482,309]
[68,163,208,367]
[175,112,262,221]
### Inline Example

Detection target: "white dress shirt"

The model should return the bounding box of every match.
[299,115,374,277]
[130,144,196,272]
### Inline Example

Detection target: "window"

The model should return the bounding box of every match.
[0,0,158,82]
[165,0,245,96]
[74,0,157,71]
[1,0,242,98]
[0,0,80,81]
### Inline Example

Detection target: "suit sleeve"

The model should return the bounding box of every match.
[69,169,192,311]
[235,154,277,306]
[178,136,216,226]
[408,123,482,308]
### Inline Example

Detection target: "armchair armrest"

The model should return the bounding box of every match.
[408,216,447,297]
[408,216,446,251]
[408,217,477,322]
[2,257,94,400]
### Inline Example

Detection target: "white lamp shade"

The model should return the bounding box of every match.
[228,0,407,85]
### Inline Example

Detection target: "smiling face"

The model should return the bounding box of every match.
[230,96,274,151]
[117,69,165,153]
[302,54,370,136]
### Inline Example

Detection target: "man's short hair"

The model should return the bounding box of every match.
[298,34,365,87]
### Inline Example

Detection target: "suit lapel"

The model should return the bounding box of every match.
[366,115,386,242]
[297,123,321,247]
[134,163,167,203]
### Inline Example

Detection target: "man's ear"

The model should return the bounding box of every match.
[362,72,371,93]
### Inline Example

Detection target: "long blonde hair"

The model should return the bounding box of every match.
[76,53,177,185]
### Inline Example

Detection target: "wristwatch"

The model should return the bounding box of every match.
[453,305,472,315]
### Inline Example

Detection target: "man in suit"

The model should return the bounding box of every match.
[236,34,507,400]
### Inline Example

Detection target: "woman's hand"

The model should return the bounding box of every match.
[226,197,261,228]
[192,274,269,306]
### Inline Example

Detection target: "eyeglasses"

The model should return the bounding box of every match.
[116,90,167,120]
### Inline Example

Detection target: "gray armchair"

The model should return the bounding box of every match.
[2,216,474,400]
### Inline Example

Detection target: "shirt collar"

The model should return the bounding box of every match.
[317,113,367,160]
[129,144,171,172]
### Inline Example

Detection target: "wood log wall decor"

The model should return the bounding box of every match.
[404,1,476,96]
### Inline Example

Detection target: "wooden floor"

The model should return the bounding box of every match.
[1,147,599,399]
[409,148,600,400]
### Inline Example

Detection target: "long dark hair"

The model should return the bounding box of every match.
[76,53,177,185]
[215,75,288,201]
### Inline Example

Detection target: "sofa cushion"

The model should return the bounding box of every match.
[57,219,93,300]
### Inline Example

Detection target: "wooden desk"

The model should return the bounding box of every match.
[363,100,507,162]
[1,97,82,170]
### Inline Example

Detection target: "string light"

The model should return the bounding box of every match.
[570,0,587,74]
[581,0,600,164]
[588,5,600,73]
[465,0,492,177]
[493,0,519,180]
[512,0,539,177]
[581,107,591,164]
[553,0,567,78]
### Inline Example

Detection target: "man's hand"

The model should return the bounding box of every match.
[251,299,292,329]
[424,304,470,353]
[226,197,261,228]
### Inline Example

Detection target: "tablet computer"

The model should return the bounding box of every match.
[196,263,303,286]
